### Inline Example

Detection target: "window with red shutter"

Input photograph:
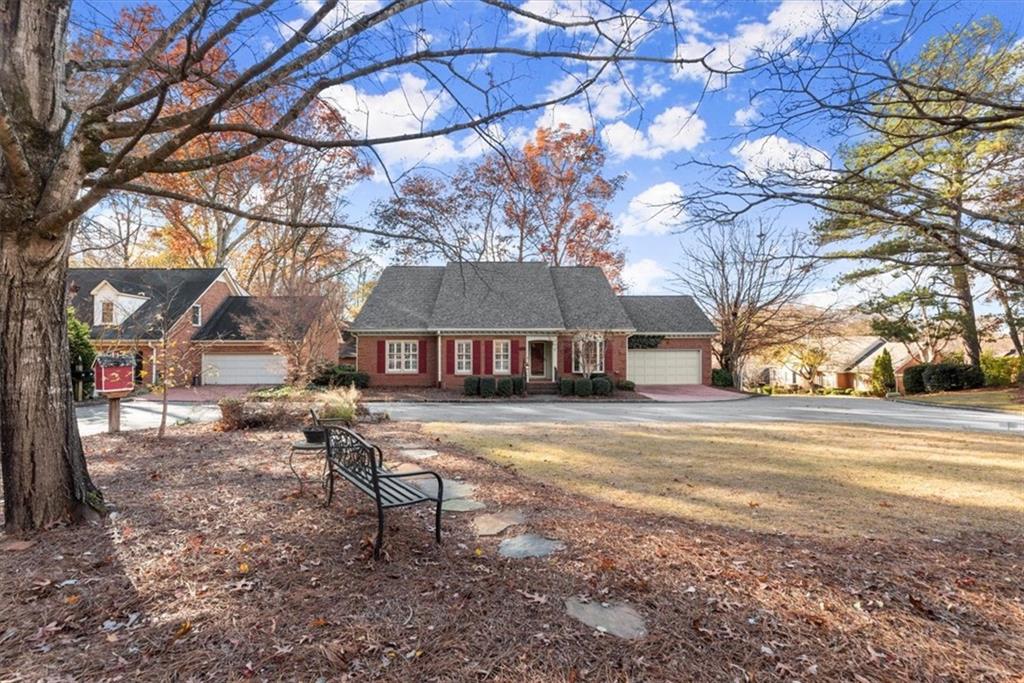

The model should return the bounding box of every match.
[376,340,386,373]
[418,340,427,374]
[445,339,455,375]
[484,340,493,374]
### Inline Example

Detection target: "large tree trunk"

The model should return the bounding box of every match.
[0,231,104,533]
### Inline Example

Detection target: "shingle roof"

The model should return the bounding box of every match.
[429,262,565,330]
[550,267,634,330]
[351,263,717,335]
[194,296,322,341]
[618,296,717,334]
[68,268,226,340]
[350,266,444,331]
[816,336,885,371]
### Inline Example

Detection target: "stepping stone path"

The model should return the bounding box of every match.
[472,510,526,536]
[564,598,647,640]
[389,463,483,512]
[399,448,439,460]
[498,533,565,558]
[442,498,486,512]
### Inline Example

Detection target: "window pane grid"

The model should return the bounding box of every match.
[455,340,472,374]
[573,339,605,374]
[493,340,510,373]
[387,341,419,373]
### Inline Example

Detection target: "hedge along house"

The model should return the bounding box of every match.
[68,268,339,386]
[349,262,717,390]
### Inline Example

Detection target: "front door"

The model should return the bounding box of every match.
[529,341,546,377]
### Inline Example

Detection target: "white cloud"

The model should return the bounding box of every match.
[622,258,670,294]
[602,106,706,160]
[731,134,829,180]
[733,104,758,126]
[618,182,685,236]
[535,102,595,132]
[323,74,485,171]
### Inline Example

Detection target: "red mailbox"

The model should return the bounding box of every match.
[93,354,135,394]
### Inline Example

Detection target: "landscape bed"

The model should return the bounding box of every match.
[0,421,1020,680]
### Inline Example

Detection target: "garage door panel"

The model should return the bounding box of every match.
[627,349,700,385]
[202,353,287,385]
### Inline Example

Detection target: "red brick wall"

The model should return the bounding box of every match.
[657,337,713,385]
[438,335,527,390]
[355,335,437,387]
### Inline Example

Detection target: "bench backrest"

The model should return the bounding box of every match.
[323,425,379,487]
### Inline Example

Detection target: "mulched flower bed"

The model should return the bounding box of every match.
[361,387,651,402]
[1,422,1021,680]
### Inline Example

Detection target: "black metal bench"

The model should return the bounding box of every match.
[322,425,443,559]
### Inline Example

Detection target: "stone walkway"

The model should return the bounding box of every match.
[393,440,648,640]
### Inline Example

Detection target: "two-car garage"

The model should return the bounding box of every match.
[626,349,702,385]
[201,353,288,385]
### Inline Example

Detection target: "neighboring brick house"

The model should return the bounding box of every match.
[349,262,717,389]
[757,336,925,393]
[67,268,339,386]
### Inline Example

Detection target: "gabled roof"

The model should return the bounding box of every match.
[351,262,716,335]
[816,336,885,372]
[428,262,565,330]
[618,295,717,335]
[194,296,322,341]
[68,268,228,340]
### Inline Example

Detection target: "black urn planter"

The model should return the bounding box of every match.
[302,427,325,444]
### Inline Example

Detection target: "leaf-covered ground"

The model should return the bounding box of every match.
[1,421,1022,681]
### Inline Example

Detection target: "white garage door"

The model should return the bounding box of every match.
[627,349,701,385]
[202,353,287,385]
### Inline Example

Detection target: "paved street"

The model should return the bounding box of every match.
[76,401,221,436]
[76,396,1022,436]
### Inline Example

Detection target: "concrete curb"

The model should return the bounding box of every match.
[362,393,756,405]
[892,397,1023,416]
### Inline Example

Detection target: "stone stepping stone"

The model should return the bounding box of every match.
[442,498,486,512]
[399,448,439,460]
[473,510,526,536]
[389,464,474,500]
[564,598,647,640]
[498,533,564,558]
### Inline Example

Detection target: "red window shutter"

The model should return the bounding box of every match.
[563,341,573,374]
[445,339,455,375]
[377,340,386,373]
[472,340,481,374]
[604,339,613,374]
[484,340,493,375]
[511,340,520,375]
[418,339,428,374]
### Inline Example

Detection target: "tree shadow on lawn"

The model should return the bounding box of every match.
[2,423,1022,680]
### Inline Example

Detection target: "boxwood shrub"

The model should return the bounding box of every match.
[479,376,497,398]
[559,377,574,396]
[616,379,636,391]
[924,362,963,392]
[593,377,612,396]
[310,363,369,389]
[574,378,593,397]
[902,364,928,394]
[463,376,480,396]
[496,377,513,397]
[512,375,525,396]
[711,368,733,388]
[960,364,985,390]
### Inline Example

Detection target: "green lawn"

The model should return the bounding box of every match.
[427,421,1024,540]
[911,387,1022,414]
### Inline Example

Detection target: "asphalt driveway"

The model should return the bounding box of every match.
[76,401,221,436]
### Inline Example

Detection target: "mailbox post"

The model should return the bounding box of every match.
[92,354,135,433]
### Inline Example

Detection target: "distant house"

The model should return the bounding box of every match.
[68,268,339,385]
[349,262,717,388]
[759,336,924,393]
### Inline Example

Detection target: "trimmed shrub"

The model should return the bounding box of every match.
[574,378,594,397]
[479,376,497,398]
[311,363,369,389]
[559,377,574,396]
[593,377,613,396]
[981,352,1020,387]
[960,364,985,390]
[711,368,734,388]
[335,371,369,389]
[512,375,525,396]
[902,364,928,394]
[463,376,480,396]
[616,379,636,391]
[924,362,964,392]
[496,377,513,397]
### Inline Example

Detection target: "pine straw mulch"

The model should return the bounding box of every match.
[1,421,1022,682]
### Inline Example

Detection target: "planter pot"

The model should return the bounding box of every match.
[302,427,325,444]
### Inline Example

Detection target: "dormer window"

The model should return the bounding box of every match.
[191,304,202,326]
[100,301,115,325]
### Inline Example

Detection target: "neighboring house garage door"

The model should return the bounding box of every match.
[202,353,287,385]
[627,349,701,385]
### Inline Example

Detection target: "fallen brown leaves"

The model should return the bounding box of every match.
[0,421,1021,681]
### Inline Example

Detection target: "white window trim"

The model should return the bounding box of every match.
[572,338,605,374]
[191,304,202,327]
[454,339,473,375]
[386,339,419,374]
[492,339,511,375]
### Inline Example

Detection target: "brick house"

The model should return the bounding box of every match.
[349,262,717,389]
[68,268,339,385]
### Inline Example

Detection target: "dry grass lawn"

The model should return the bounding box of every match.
[428,421,1024,540]
[911,387,1023,414]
